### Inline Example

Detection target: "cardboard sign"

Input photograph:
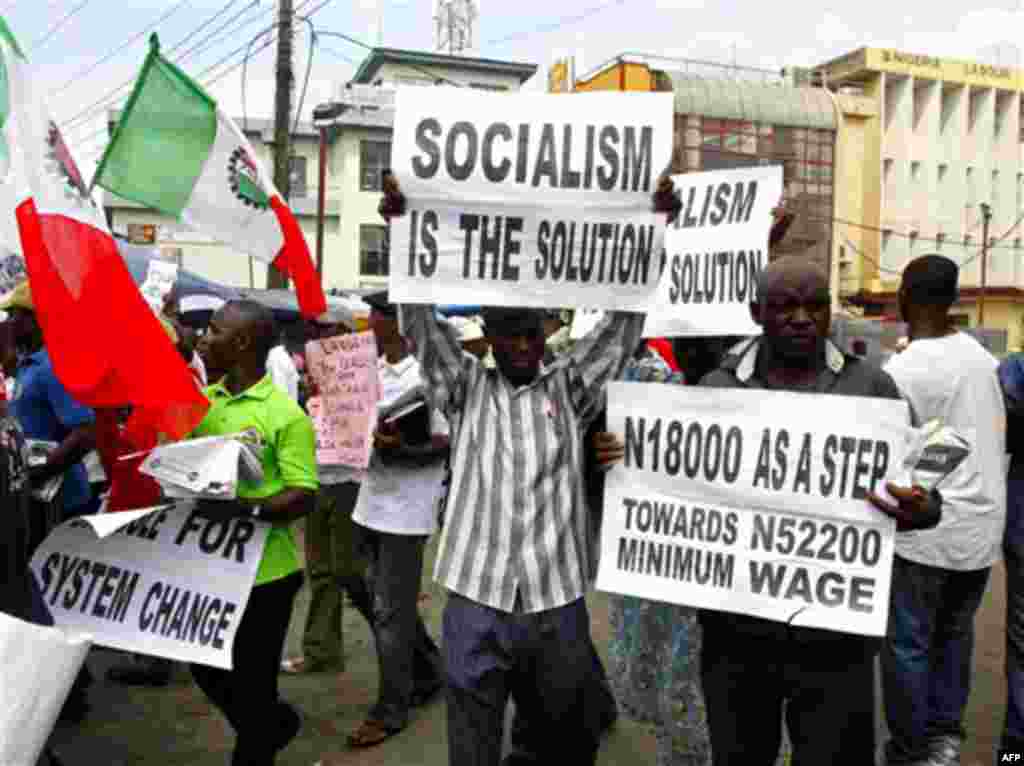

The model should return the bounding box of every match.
[139,258,179,313]
[0,249,26,297]
[31,503,269,669]
[644,166,783,338]
[388,88,674,310]
[596,384,910,637]
[305,332,379,469]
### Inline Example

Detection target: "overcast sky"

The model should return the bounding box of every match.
[4,0,1024,174]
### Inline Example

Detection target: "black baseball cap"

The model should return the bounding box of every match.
[364,290,397,317]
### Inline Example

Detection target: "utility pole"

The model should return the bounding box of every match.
[979,202,993,328]
[268,0,294,290]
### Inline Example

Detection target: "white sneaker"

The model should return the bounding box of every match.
[925,735,962,766]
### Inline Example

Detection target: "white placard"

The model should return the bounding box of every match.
[31,503,269,669]
[570,309,605,340]
[389,88,674,310]
[644,166,783,338]
[140,435,263,500]
[0,613,91,766]
[595,384,911,637]
[140,259,179,313]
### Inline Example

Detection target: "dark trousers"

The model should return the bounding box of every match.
[361,527,443,730]
[700,629,876,766]
[1005,480,1024,753]
[191,572,303,766]
[506,637,617,758]
[444,593,601,766]
[883,555,990,763]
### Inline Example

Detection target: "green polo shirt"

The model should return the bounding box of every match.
[193,375,319,585]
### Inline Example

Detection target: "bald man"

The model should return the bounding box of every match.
[191,300,319,766]
[693,257,941,766]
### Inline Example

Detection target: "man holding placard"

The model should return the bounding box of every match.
[596,257,942,765]
[380,171,682,765]
[696,259,940,765]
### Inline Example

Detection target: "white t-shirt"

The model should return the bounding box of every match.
[352,355,448,537]
[319,464,363,486]
[884,332,1007,570]
[267,345,299,402]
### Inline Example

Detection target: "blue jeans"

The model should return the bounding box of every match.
[883,555,990,764]
[1004,480,1024,750]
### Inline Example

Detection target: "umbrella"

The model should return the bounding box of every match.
[116,241,241,328]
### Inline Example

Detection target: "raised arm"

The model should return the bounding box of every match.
[399,304,473,414]
[566,311,646,418]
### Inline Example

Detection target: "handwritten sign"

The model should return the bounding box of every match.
[596,384,911,637]
[388,87,674,310]
[305,332,379,468]
[644,166,782,338]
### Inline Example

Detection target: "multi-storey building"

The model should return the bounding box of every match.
[816,47,1024,350]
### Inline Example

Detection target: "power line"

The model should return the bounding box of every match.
[813,214,1023,251]
[486,0,627,47]
[959,209,1024,268]
[319,44,357,65]
[68,0,324,136]
[61,0,261,131]
[171,0,261,67]
[78,31,281,163]
[79,0,330,161]
[33,0,94,50]
[55,0,193,94]
[840,208,1024,282]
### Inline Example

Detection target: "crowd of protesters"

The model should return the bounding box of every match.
[0,175,1021,766]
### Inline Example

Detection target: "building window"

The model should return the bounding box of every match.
[678,117,835,258]
[289,156,307,198]
[469,83,509,91]
[966,167,975,204]
[941,83,960,136]
[883,158,895,201]
[360,140,392,192]
[360,224,389,277]
[910,161,921,183]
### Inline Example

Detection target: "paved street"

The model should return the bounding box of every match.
[45,524,1008,766]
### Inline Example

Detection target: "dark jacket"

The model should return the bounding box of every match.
[998,354,1024,479]
[697,338,904,655]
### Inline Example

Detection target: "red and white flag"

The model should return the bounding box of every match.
[0,18,208,444]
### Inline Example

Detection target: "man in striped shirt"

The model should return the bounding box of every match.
[382,176,674,765]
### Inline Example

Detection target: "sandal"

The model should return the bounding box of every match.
[347,719,402,748]
[280,656,340,675]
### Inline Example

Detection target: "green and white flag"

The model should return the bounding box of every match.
[93,35,326,317]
